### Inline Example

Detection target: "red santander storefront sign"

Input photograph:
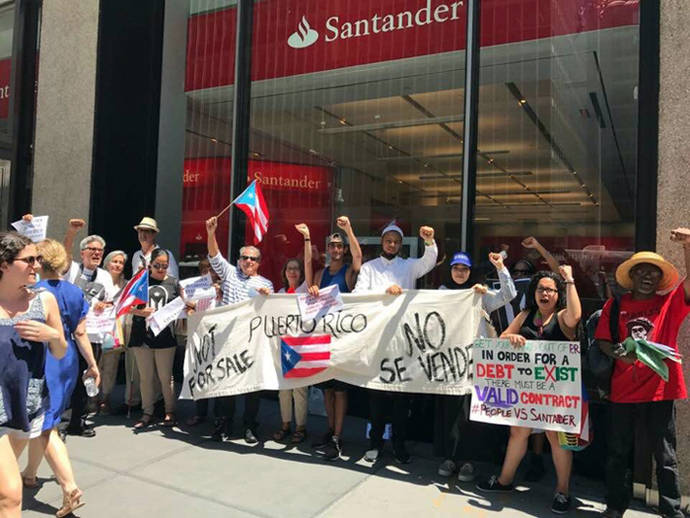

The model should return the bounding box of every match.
[186,0,638,91]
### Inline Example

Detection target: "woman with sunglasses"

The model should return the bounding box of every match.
[19,239,99,516]
[273,224,312,444]
[0,232,67,518]
[129,248,191,430]
[476,265,581,515]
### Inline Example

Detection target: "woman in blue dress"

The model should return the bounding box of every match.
[0,232,67,518]
[19,238,100,517]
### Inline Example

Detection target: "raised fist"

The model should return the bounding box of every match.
[336,216,351,231]
[295,223,310,239]
[488,252,504,270]
[521,236,540,249]
[670,227,690,245]
[205,216,218,235]
[559,264,574,283]
[419,226,434,241]
[68,219,86,232]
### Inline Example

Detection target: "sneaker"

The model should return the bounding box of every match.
[364,448,381,463]
[457,462,476,482]
[551,492,571,514]
[393,446,411,464]
[212,419,229,442]
[244,428,259,444]
[438,459,457,477]
[600,509,623,518]
[476,475,514,493]
[322,436,342,461]
[525,454,546,482]
[312,430,333,449]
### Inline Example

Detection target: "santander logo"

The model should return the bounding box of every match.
[287,16,319,49]
[287,1,464,50]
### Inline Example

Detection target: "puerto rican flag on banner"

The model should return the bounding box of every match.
[281,335,331,378]
[233,179,269,245]
[114,268,149,318]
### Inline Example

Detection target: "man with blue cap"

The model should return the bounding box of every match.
[354,222,437,463]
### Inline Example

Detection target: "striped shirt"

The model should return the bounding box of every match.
[208,252,274,306]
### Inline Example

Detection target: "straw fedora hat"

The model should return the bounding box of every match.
[133,217,160,233]
[615,251,679,292]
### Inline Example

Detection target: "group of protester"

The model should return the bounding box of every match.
[0,212,689,518]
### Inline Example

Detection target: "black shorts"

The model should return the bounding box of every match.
[316,379,349,392]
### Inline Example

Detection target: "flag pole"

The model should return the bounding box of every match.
[216,203,232,219]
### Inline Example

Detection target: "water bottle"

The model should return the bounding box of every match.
[83,371,98,397]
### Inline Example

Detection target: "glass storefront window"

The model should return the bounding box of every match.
[0,2,12,137]
[474,0,640,316]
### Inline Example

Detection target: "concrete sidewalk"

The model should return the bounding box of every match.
[19,397,661,518]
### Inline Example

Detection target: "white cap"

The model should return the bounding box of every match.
[381,224,404,238]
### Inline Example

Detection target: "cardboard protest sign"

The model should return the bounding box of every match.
[469,338,582,433]
[11,216,49,242]
[180,290,482,400]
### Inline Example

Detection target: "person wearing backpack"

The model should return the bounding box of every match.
[595,228,690,518]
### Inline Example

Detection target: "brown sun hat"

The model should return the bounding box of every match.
[615,251,679,292]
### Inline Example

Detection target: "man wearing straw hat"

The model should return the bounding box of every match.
[595,228,690,518]
[131,217,179,279]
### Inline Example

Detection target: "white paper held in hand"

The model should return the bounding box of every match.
[11,215,49,242]
[149,297,186,337]
[296,284,344,321]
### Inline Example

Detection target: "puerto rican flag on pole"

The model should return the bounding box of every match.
[233,179,269,245]
[114,268,149,318]
[281,335,331,378]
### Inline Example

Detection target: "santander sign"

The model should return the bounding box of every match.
[287,0,464,49]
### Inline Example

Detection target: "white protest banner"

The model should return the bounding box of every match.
[11,215,49,242]
[85,306,116,337]
[180,290,482,400]
[469,338,582,433]
[179,274,216,301]
[149,297,186,337]
[296,284,344,321]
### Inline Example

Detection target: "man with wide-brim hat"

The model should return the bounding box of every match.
[595,228,690,518]
[131,217,179,279]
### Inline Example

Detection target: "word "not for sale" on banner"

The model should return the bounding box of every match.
[469,338,582,433]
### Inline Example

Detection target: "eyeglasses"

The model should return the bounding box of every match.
[536,287,558,295]
[151,263,168,270]
[15,255,43,266]
[240,255,260,262]
[84,247,104,253]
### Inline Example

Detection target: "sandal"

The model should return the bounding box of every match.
[162,413,176,427]
[56,487,85,517]
[133,414,152,430]
[290,429,307,444]
[21,472,38,488]
[272,426,291,442]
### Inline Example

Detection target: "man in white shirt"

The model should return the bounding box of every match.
[205,216,274,444]
[131,217,179,278]
[354,223,437,463]
[63,218,114,437]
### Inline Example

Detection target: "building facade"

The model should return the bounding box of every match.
[5,0,689,502]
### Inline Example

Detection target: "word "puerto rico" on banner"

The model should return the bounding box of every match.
[248,310,367,341]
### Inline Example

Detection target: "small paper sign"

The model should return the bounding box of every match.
[149,296,186,337]
[85,306,116,336]
[296,284,344,321]
[179,274,216,301]
[11,216,49,242]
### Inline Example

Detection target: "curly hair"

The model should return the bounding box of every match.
[281,258,304,291]
[524,270,567,313]
[0,232,34,280]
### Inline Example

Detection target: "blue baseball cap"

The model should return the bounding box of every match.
[450,252,472,268]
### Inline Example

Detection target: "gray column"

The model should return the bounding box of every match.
[154,0,188,258]
[657,0,690,498]
[31,1,99,247]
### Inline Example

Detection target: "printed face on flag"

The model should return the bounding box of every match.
[280,335,331,378]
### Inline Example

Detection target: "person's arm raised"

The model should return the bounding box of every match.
[295,223,313,287]
[522,236,560,274]
[670,227,690,302]
[412,226,438,278]
[559,264,582,331]
[64,218,86,264]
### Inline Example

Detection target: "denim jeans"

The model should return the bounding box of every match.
[606,400,683,517]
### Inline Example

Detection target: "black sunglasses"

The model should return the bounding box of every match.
[240,255,260,262]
